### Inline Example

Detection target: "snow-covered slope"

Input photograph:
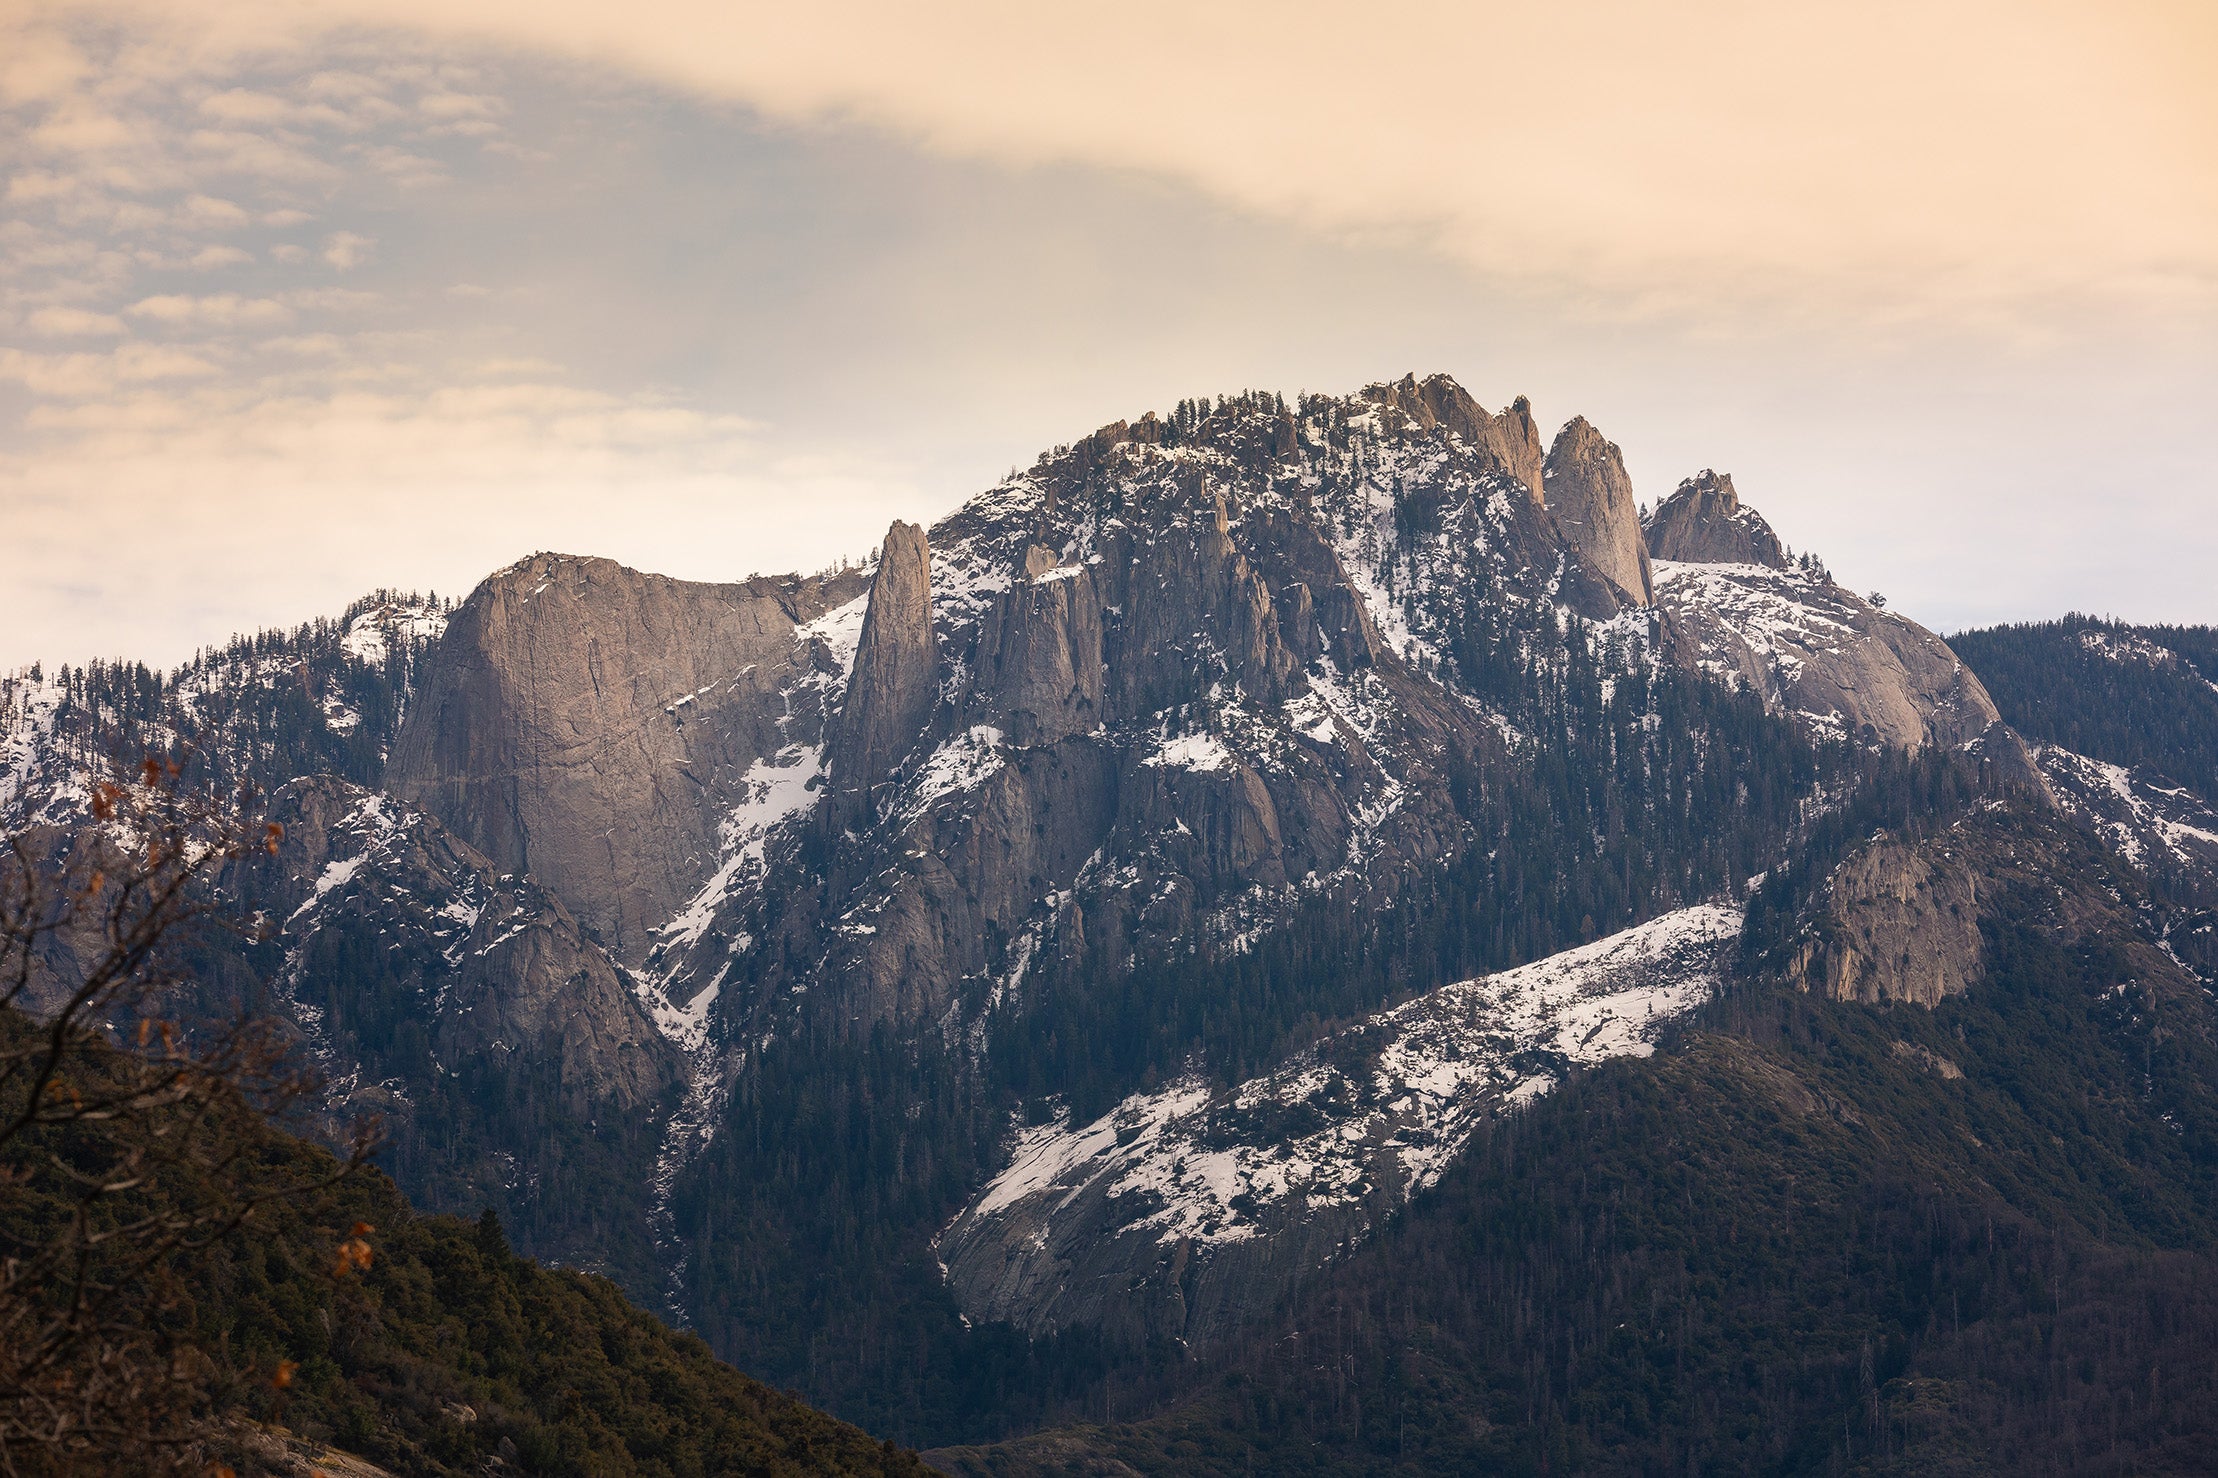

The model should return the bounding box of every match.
[2039,746,2218,877]
[939,903,1741,1346]
[1651,560,2000,751]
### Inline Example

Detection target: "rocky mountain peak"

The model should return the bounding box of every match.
[1644,470,1789,569]
[827,520,938,806]
[1362,372,1545,501]
[1543,416,1652,605]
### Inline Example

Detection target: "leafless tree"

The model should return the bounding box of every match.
[0,758,379,1475]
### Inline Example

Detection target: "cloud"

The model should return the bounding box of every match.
[28,101,134,155]
[320,230,374,269]
[185,126,339,182]
[26,305,127,336]
[417,90,498,120]
[0,342,220,396]
[25,0,2215,327]
[195,88,294,124]
[0,23,89,105]
[182,192,251,225]
[7,171,79,203]
[258,331,348,355]
[126,292,292,327]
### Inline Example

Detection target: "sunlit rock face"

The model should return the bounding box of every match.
[1544,415,1652,605]
[1650,559,2002,751]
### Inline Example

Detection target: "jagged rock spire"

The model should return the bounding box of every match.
[829,520,938,801]
[1644,470,1788,569]
[1365,373,1545,502]
[1543,417,1652,604]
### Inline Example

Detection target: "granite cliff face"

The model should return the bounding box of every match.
[1650,560,2004,750]
[826,521,936,808]
[1783,833,1985,1006]
[386,554,867,962]
[1543,415,1652,604]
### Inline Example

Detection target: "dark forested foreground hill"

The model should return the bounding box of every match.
[0,1007,926,1477]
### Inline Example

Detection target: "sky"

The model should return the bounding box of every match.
[3,0,2215,670]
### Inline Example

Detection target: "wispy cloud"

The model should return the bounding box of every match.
[126,292,292,327]
[26,305,126,336]
[29,0,2211,326]
[320,230,374,269]
[0,341,221,396]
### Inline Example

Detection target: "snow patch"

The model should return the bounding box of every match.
[953,904,1740,1257]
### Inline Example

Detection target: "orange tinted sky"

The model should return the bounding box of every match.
[3,1,2214,664]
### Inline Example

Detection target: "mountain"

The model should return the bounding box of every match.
[6,373,2213,1469]
[0,594,690,1304]
[934,809,2218,1476]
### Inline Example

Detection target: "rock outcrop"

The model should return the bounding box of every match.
[231,775,689,1293]
[828,522,939,804]
[1785,834,1984,1006]
[1645,470,1788,568]
[387,554,867,961]
[254,776,684,1118]
[1652,561,2003,750]
[1364,372,1546,502]
[735,463,1494,1028]
[1543,416,1652,604]
[676,381,1637,1034]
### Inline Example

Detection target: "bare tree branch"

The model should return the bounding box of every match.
[0,758,381,1474]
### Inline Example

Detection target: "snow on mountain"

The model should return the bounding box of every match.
[0,592,448,834]
[940,902,1741,1343]
[2039,746,2218,875]
[1651,559,2001,751]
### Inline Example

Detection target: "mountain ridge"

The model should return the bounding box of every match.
[6,372,2213,1466]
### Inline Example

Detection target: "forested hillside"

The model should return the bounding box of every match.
[0,1005,924,1477]
[936,805,2218,1474]
[1950,616,2218,799]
